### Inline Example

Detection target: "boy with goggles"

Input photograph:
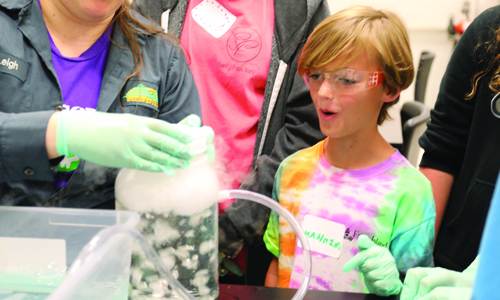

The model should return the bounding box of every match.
[263,6,435,296]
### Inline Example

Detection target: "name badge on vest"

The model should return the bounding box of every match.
[191,0,236,38]
[297,215,345,259]
[161,9,170,32]
[0,52,28,82]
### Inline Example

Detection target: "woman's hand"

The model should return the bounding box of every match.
[56,110,196,174]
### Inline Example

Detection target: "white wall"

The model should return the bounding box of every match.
[401,30,453,109]
[328,0,464,30]
[325,0,499,109]
[325,0,499,164]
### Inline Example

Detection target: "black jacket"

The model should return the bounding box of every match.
[419,6,500,271]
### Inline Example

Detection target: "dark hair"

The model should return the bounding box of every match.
[112,2,177,84]
[466,28,500,100]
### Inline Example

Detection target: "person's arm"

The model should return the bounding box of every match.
[390,171,436,272]
[343,170,436,296]
[55,110,199,173]
[0,110,58,183]
[41,39,204,176]
[265,257,279,287]
[418,8,490,238]
[400,255,480,300]
[46,112,60,160]
[419,167,455,239]
[262,186,282,287]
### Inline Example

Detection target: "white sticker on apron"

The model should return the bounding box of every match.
[191,0,237,38]
[297,215,345,259]
[161,9,170,32]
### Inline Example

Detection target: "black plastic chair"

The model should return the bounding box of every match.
[400,102,431,166]
[415,51,435,103]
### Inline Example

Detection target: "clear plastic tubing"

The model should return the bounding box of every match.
[63,190,312,300]
[220,190,312,300]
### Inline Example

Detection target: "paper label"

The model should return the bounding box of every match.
[297,215,345,259]
[191,0,237,38]
[161,9,170,32]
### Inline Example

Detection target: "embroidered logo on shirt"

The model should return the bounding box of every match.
[123,84,159,108]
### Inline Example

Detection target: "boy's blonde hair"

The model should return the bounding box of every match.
[298,6,414,125]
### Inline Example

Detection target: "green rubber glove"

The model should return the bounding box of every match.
[178,114,202,127]
[343,234,402,296]
[218,253,243,277]
[400,255,479,300]
[413,287,472,300]
[178,114,215,163]
[56,110,194,174]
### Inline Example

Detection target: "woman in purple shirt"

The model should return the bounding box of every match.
[0,0,203,208]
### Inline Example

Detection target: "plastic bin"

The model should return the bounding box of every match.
[0,206,139,300]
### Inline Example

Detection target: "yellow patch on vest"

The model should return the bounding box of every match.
[123,84,158,108]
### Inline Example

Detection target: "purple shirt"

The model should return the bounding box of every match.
[49,28,111,111]
[39,4,112,189]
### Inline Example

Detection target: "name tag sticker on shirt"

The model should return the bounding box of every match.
[0,52,28,82]
[297,215,345,259]
[191,0,237,38]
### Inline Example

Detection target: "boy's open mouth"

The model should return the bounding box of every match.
[319,109,337,120]
[320,109,336,116]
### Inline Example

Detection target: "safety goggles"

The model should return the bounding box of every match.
[304,69,385,94]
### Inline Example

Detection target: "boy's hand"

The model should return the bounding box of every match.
[343,234,402,296]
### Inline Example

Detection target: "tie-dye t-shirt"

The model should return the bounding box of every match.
[263,139,435,293]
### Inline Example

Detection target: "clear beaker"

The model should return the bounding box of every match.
[115,127,219,300]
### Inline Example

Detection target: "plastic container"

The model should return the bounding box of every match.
[0,206,139,300]
[115,126,219,299]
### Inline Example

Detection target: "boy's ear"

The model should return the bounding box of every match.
[383,88,402,103]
